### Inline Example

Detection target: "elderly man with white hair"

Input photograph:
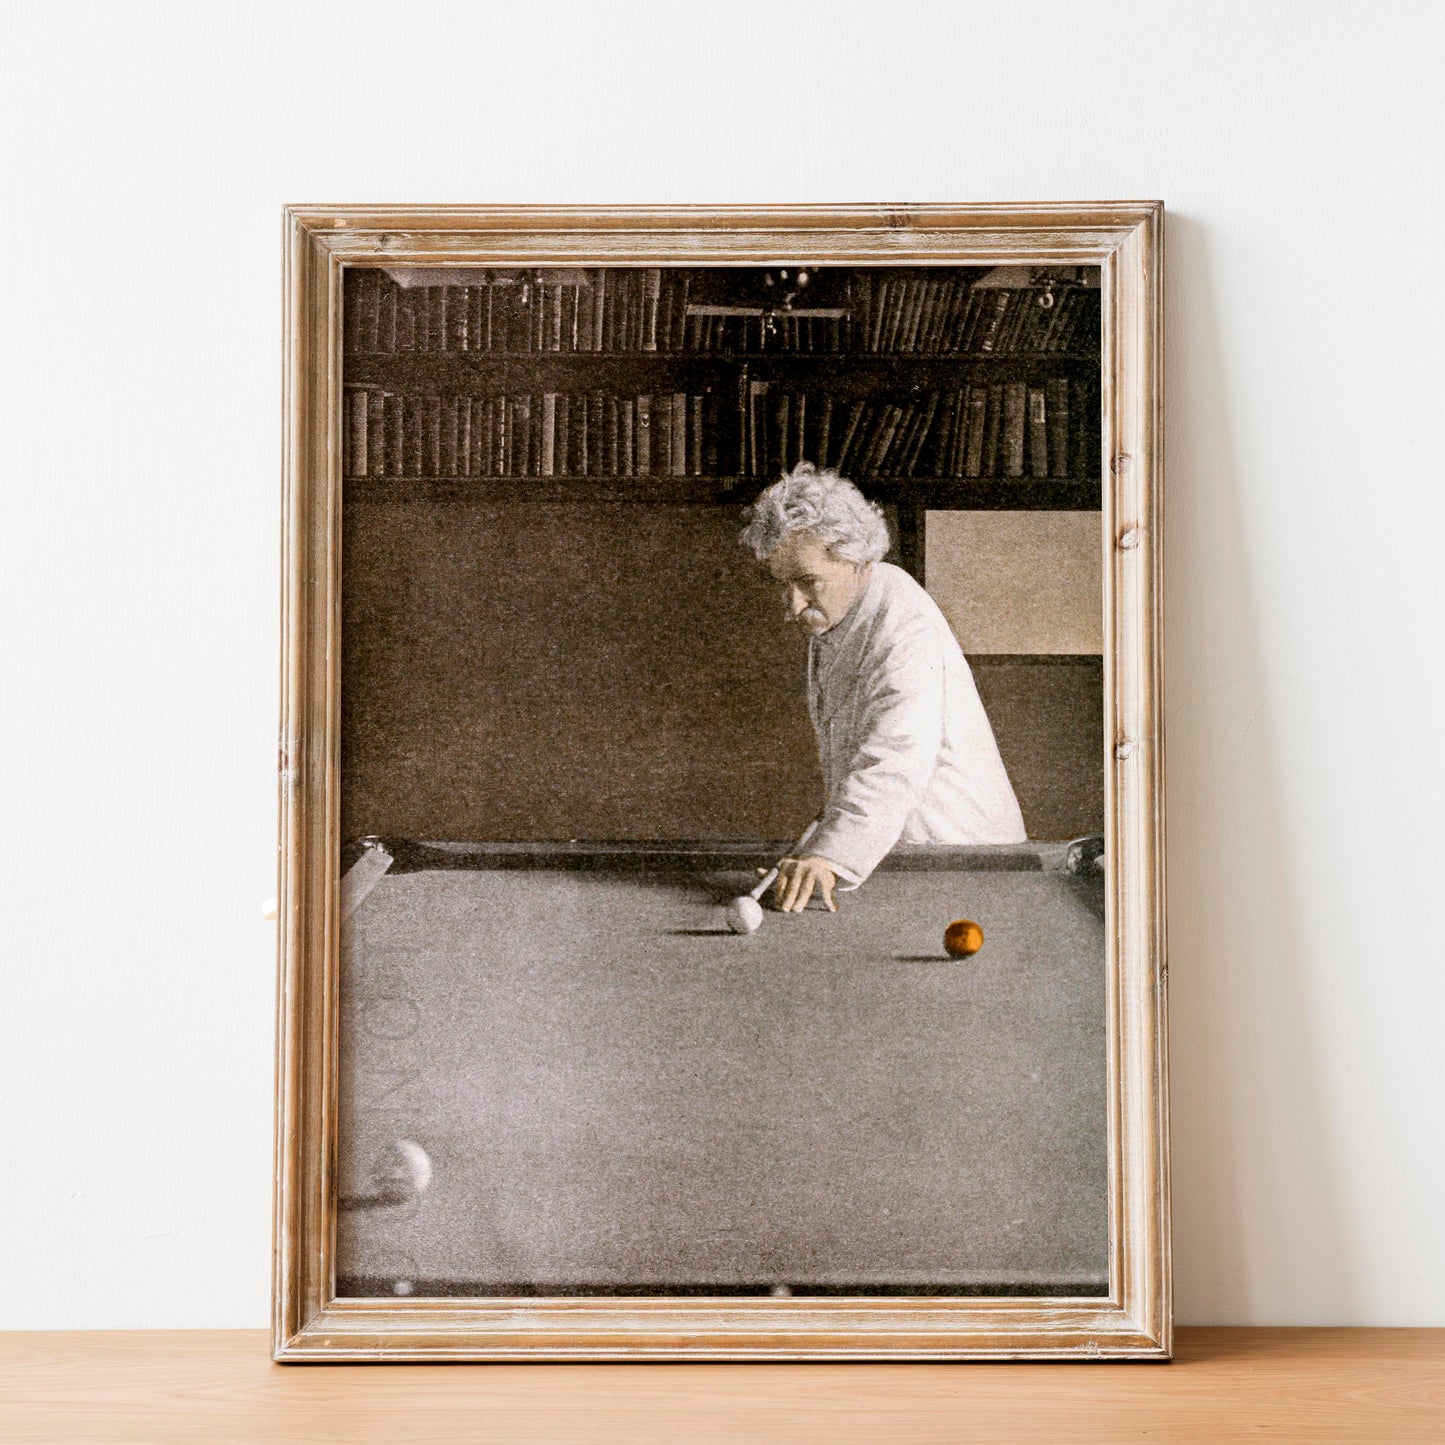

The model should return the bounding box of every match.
[741,463,1027,914]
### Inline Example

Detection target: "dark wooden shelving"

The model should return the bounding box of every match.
[341,264,1104,583]
[346,352,1099,390]
[344,475,1101,510]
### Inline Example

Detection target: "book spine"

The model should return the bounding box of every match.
[868,279,889,352]
[903,279,927,351]
[344,273,360,353]
[1001,383,1027,476]
[565,281,579,352]
[654,393,672,476]
[915,277,941,353]
[690,394,704,476]
[1045,378,1070,476]
[925,276,953,353]
[1028,388,1049,477]
[675,280,689,353]
[704,392,720,475]
[877,404,905,474]
[478,395,492,475]
[1003,291,1031,353]
[421,395,438,475]
[636,395,651,476]
[366,391,385,477]
[855,404,885,475]
[434,286,452,352]
[555,394,571,475]
[905,391,940,475]
[400,394,420,475]
[360,272,380,353]
[735,370,749,475]
[964,387,988,477]
[1023,291,1053,352]
[549,282,563,352]
[541,393,557,477]
[345,387,365,477]
[642,268,661,351]
[457,396,473,475]
[948,281,976,351]
[621,397,635,477]
[378,280,397,352]
[884,282,906,352]
[835,400,865,473]
[658,274,674,355]
[386,393,404,476]
[930,391,956,478]
[950,388,973,476]
[748,381,767,476]
[393,285,414,351]
[596,394,612,476]
[816,394,833,468]
[887,400,917,473]
[582,393,598,476]
[973,290,1004,352]
[439,397,455,475]
[434,284,451,353]
[448,287,469,352]
[666,393,682,476]
[462,286,479,352]
[517,395,531,476]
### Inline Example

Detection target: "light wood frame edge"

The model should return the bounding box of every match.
[274,202,1168,1361]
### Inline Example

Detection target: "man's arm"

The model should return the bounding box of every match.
[807,619,946,885]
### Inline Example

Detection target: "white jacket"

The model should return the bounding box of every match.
[806,562,1027,884]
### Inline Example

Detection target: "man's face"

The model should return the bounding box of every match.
[766,532,872,636]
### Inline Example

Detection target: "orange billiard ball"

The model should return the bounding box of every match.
[944,919,984,958]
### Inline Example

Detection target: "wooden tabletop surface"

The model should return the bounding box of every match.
[1,1328,1441,1442]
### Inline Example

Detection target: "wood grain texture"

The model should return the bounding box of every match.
[3,1330,1442,1443]
[277,203,1168,1358]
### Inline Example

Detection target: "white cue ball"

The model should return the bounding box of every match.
[727,896,764,934]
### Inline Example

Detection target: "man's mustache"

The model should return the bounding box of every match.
[786,607,828,628]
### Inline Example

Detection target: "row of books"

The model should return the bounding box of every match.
[343,387,721,480]
[846,276,1096,356]
[344,378,1095,482]
[742,380,1092,480]
[344,269,692,357]
[343,269,1099,357]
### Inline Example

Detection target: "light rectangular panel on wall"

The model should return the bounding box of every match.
[925,511,1103,656]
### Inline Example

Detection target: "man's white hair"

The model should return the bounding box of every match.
[739,463,891,564]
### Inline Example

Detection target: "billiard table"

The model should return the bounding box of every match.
[335,838,1107,1298]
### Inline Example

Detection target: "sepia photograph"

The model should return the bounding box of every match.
[334,258,1110,1299]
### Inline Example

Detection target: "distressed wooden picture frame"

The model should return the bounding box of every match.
[275,203,1167,1361]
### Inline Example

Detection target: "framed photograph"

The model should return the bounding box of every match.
[274,203,1168,1360]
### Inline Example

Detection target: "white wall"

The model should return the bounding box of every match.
[2,0,1441,1329]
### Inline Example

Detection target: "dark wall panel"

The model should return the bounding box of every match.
[342,502,1103,844]
[342,501,821,842]
[973,657,1104,841]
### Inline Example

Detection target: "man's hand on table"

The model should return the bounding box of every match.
[766,855,839,913]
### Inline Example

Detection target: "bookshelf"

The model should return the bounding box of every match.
[343,265,1102,582]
